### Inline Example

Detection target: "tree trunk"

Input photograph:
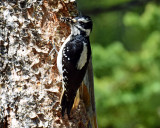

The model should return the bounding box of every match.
[0,0,97,127]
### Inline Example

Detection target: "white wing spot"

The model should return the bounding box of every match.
[77,43,88,70]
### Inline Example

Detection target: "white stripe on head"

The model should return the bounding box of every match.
[78,18,89,23]
[76,25,91,36]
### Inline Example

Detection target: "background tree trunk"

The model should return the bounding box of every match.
[0,0,97,127]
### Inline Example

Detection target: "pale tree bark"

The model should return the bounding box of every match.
[0,0,97,127]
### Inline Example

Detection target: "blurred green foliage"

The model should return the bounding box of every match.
[77,0,160,128]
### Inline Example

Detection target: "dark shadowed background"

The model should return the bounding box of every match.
[77,0,160,127]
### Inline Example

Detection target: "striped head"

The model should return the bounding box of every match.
[61,16,93,36]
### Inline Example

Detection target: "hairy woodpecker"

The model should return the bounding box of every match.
[57,16,92,117]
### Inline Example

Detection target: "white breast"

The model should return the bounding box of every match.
[77,43,88,70]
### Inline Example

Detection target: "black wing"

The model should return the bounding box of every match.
[62,35,91,90]
[61,35,91,117]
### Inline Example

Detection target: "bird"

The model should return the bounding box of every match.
[57,15,93,117]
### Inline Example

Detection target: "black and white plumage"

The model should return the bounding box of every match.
[57,16,93,117]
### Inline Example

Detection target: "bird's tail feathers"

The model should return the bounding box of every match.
[60,90,76,118]
[72,89,80,109]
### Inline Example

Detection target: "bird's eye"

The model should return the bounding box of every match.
[80,22,85,25]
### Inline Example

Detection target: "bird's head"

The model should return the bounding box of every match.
[61,16,93,36]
